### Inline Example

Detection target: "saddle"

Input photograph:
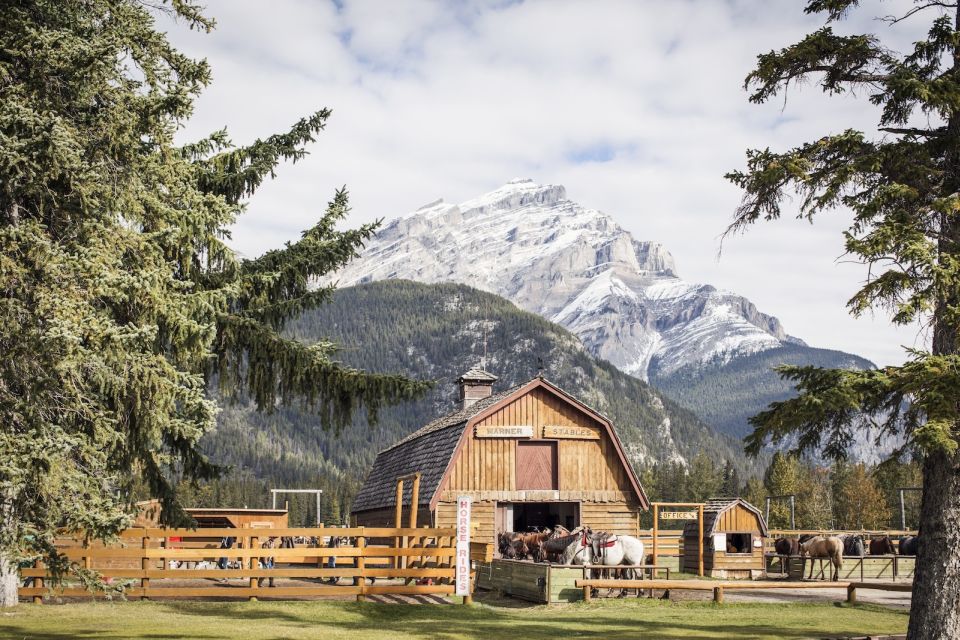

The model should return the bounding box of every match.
[590,531,619,563]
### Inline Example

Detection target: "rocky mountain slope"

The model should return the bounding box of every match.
[333,179,873,439]
[336,178,796,380]
[206,281,761,514]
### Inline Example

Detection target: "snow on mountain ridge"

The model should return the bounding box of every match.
[335,180,788,380]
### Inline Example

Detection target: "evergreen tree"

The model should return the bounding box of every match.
[0,0,429,604]
[834,464,892,530]
[763,453,802,528]
[796,464,833,530]
[742,476,768,515]
[727,2,960,632]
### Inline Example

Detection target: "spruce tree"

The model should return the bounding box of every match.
[0,0,429,605]
[728,1,960,634]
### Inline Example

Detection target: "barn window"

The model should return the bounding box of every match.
[516,441,557,490]
[724,533,752,554]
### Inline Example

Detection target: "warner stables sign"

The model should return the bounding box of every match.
[542,424,600,440]
[474,425,534,438]
[474,424,600,439]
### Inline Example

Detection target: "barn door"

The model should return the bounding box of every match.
[516,441,557,490]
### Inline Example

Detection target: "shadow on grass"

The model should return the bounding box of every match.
[2,599,908,640]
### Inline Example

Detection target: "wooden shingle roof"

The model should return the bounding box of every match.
[683,497,769,538]
[350,384,522,514]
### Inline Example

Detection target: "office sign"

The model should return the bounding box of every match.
[660,511,698,520]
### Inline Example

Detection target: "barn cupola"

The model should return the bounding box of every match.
[457,367,497,409]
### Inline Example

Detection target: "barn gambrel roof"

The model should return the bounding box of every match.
[350,377,649,514]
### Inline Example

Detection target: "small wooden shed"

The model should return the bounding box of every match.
[682,497,767,579]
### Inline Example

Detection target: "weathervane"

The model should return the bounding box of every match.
[537,356,544,379]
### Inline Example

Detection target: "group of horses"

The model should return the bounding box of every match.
[498,525,647,576]
[773,533,920,581]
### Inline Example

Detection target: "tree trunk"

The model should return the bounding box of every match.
[907,450,960,639]
[0,551,18,607]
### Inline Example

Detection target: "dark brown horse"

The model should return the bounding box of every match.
[899,535,919,556]
[773,537,799,574]
[869,536,896,555]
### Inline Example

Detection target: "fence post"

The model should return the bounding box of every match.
[582,584,592,602]
[32,560,44,604]
[713,586,724,604]
[141,535,150,600]
[847,583,857,604]
[356,528,366,602]
[248,532,259,602]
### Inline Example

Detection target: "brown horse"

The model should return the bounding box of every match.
[869,536,896,555]
[773,537,800,574]
[799,536,843,581]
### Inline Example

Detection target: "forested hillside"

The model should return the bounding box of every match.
[184,280,761,524]
[651,345,874,439]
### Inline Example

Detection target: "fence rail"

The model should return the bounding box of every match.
[21,527,493,603]
[575,578,912,604]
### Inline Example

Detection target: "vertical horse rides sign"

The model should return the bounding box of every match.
[455,495,472,596]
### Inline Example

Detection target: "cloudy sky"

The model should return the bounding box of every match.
[164,0,933,367]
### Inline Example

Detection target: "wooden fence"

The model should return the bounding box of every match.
[575,578,912,604]
[764,529,918,553]
[20,527,493,603]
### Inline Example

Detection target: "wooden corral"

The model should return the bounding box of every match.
[351,372,649,550]
[23,527,493,603]
[682,498,768,579]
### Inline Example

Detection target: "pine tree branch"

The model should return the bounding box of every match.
[878,126,946,137]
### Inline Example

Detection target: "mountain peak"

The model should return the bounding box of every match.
[335,180,788,380]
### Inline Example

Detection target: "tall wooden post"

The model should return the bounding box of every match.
[408,473,421,579]
[395,479,404,570]
[652,503,659,568]
[32,561,44,604]
[408,473,420,527]
[698,505,704,577]
[141,536,150,600]
[248,532,259,602]
[355,528,366,602]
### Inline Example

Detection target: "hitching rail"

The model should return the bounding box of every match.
[575,578,913,604]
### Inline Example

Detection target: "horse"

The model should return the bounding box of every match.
[899,535,919,556]
[799,536,843,581]
[589,529,647,598]
[773,537,799,574]
[869,536,896,556]
[559,527,594,566]
[497,532,520,559]
[841,534,866,557]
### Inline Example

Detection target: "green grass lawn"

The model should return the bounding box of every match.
[0,598,908,640]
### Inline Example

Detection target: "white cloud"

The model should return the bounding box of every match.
[163,0,934,367]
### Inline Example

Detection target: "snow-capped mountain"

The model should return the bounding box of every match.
[336,178,794,381]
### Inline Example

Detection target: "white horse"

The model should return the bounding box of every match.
[591,530,646,584]
[560,528,646,597]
